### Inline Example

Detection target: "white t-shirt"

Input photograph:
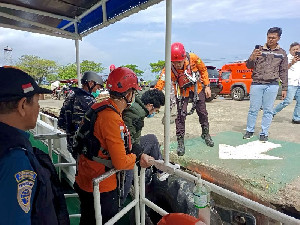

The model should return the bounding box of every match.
[288,53,300,86]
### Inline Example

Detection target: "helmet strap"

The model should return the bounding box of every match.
[87,81,97,94]
[123,91,135,106]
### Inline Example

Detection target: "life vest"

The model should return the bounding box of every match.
[72,102,131,169]
[0,122,70,225]
[172,52,200,90]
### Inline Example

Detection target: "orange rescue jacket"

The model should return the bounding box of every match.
[75,98,136,193]
[155,53,210,97]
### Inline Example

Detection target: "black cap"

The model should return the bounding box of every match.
[0,67,52,102]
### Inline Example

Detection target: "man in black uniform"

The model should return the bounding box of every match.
[58,71,103,155]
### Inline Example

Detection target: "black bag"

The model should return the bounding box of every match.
[72,104,118,161]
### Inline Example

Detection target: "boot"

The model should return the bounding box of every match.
[177,136,185,156]
[201,127,214,147]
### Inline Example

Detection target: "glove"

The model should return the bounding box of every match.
[131,143,144,162]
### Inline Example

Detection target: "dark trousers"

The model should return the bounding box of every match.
[122,134,162,203]
[74,182,119,225]
[175,89,209,137]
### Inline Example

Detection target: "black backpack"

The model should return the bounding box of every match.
[72,104,118,169]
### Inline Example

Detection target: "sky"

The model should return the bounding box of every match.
[1,0,300,81]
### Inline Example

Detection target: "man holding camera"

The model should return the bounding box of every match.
[243,27,288,142]
[273,42,300,123]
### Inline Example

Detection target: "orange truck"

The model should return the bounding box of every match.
[218,62,253,101]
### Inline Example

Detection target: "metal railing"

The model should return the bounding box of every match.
[34,113,300,225]
[93,166,140,225]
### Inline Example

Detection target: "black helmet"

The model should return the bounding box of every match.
[81,71,103,86]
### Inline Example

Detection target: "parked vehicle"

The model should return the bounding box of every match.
[219,62,282,101]
[219,62,252,101]
[51,87,61,100]
[206,66,223,102]
[61,84,72,100]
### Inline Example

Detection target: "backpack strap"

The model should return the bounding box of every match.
[73,103,119,169]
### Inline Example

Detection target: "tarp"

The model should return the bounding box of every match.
[0,0,163,40]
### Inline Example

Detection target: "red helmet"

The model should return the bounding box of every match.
[157,213,202,225]
[107,67,141,93]
[171,42,186,61]
[109,64,116,71]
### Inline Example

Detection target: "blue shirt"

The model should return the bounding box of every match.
[0,130,37,225]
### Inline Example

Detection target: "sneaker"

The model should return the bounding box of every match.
[292,119,300,124]
[243,131,254,139]
[259,135,268,142]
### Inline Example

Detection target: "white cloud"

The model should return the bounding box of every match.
[124,0,300,24]
[0,28,109,66]
[116,30,165,42]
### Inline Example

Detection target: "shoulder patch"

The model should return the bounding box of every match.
[197,58,202,64]
[15,170,36,213]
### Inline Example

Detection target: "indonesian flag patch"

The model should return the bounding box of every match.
[22,83,34,93]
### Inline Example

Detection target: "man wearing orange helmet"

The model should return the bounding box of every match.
[155,42,214,156]
[74,67,154,225]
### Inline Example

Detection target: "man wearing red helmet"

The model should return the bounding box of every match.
[109,64,116,72]
[155,42,214,156]
[74,67,154,225]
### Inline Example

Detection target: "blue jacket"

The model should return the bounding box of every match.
[0,122,69,225]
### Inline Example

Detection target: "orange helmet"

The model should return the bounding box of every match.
[107,67,141,93]
[109,64,116,72]
[171,42,186,61]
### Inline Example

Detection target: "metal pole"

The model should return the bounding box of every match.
[140,168,146,225]
[58,152,62,181]
[74,21,81,88]
[134,165,141,225]
[93,183,102,225]
[48,139,53,161]
[163,0,172,165]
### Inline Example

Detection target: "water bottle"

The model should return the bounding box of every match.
[193,181,210,225]
[193,182,209,208]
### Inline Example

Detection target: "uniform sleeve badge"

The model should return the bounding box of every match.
[15,170,37,213]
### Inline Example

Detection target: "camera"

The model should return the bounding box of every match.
[295,51,300,57]
[255,45,261,49]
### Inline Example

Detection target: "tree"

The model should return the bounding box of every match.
[150,60,165,73]
[16,55,58,84]
[150,60,165,79]
[121,64,144,77]
[58,60,105,80]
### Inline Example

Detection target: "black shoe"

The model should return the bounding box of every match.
[201,127,214,147]
[177,136,185,156]
[243,131,254,139]
[259,134,268,142]
[292,119,300,124]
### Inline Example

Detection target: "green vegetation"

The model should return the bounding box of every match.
[120,64,144,77]
[150,60,165,79]
[58,60,105,80]
[13,55,167,83]
[16,55,58,84]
